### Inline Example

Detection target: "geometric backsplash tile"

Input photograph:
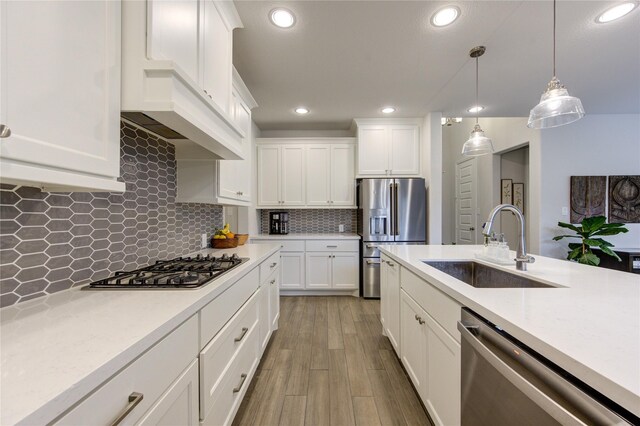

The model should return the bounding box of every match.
[0,121,223,307]
[259,209,357,234]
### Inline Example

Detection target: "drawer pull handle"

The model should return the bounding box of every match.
[270,262,277,268]
[233,373,248,393]
[270,279,276,285]
[326,245,338,248]
[234,327,249,342]
[110,392,144,426]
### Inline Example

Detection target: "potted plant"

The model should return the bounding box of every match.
[553,216,628,266]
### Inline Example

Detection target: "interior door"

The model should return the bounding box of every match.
[394,179,426,242]
[455,158,478,245]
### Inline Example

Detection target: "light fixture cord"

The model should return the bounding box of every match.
[553,0,556,78]
[475,56,479,124]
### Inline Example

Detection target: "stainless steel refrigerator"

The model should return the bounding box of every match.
[357,178,427,298]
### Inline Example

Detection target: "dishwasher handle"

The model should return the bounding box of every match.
[458,320,630,426]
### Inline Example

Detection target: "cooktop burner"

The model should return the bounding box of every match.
[88,253,248,289]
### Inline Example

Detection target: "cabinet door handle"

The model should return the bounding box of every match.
[326,245,338,248]
[110,392,144,426]
[270,279,276,285]
[414,314,419,321]
[418,318,425,325]
[234,327,249,342]
[270,262,277,268]
[233,373,248,393]
[366,260,377,265]
[0,124,11,138]
[387,262,395,267]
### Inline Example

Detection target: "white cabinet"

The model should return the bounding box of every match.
[270,271,280,331]
[259,265,279,353]
[381,255,400,352]
[280,252,306,290]
[305,252,358,290]
[137,360,199,426]
[355,120,421,177]
[257,138,356,208]
[176,70,256,206]
[257,145,306,206]
[305,144,355,207]
[200,0,232,113]
[0,0,124,192]
[400,290,428,400]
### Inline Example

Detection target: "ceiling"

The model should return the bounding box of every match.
[233,1,640,130]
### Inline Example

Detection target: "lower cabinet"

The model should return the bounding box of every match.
[269,269,280,331]
[306,252,358,289]
[381,254,401,352]
[281,252,306,289]
[259,266,280,352]
[400,290,428,400]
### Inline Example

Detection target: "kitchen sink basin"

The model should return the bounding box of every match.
[422,261,556,288]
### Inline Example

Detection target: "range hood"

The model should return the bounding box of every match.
[120,0,245,161]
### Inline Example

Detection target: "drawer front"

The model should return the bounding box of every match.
[401,267,462,342]
[200,267,259,348]
[259,251,281,282]
[200,290,259,420]
[305,239,359,252]
[254,239,305,252]
[56,316,198,426]
[201,324,260,425]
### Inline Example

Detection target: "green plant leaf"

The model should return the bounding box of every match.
[568,243,582,250]
[567,247,582,260]
[592,227,630,236]
[589,238,614,247]
[553,235,581,241]
[581,216,607,233]
[557,222,581,232]
[599,246,622,261]
[578,252,600,266]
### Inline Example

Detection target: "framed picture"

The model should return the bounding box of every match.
[501,179,513,204]
[513,183,525,213]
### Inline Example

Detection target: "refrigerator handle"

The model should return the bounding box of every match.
[389,183,395,236]
[394,183,399,236]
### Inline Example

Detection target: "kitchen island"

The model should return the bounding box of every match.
[379,244,640,422]
[0,243,280,426]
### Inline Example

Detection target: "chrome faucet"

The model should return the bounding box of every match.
[483,204,535,271]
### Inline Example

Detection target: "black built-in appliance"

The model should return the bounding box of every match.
[593,248,640,274]
[87,254,247,289]
[269,211,289,235]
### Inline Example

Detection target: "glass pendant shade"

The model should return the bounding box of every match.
[528,77,585,129]
[462,124,494,156]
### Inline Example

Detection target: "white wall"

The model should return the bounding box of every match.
[539,114,640,258]
[422,113,443,244]
[500,147,529,245]
[442,118,541,252]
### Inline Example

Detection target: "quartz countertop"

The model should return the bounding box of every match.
[0,243,280,426]
[379,244,640,417]
[250,233,360,240]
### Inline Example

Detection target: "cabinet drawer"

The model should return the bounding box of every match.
[56,316,198,426]
[259,251,281,282]
[201,324,260,425]
[400,267,462,342]
[200,267,259,348]
[200,290,259,420]
[305,240,359,252]
[251,239,305,252]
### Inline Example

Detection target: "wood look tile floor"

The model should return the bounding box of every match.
[233,296,433,426]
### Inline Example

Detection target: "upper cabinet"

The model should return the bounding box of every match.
[0,0,124,192]
[256,139,356,209]
[176,69,257,206]
[355,119,421,177]
[122,0,245,160]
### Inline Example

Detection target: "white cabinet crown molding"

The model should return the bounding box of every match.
[256,137,355,145]
[232,67,258,110]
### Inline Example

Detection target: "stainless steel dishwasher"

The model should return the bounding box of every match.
[457,308,638,425]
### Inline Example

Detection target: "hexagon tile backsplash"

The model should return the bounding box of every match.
[0,121,223,307]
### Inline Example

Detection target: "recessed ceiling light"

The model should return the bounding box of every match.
[295,107,309,114]
[270,8,296,28]
[381,107,396,114]
[468,105,484,113]
[596,2,637,23]
[431,6,461,27]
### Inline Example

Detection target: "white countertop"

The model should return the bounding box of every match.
[379,244,640,417]
[250,233,360,240]
[0,243,280,426]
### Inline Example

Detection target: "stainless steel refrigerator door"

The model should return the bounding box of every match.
[362,258,381,298]
[358,179,394,242]
[394,178,426,242]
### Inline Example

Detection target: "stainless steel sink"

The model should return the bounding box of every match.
[422,261,555,288]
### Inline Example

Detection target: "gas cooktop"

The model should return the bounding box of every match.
[87,253,248,289]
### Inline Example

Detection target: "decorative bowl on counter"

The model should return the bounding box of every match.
[211,237,239,249]
[236,234,249,245]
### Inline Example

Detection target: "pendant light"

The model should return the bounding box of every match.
[527,0,584,129]
[462,46,494,157]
